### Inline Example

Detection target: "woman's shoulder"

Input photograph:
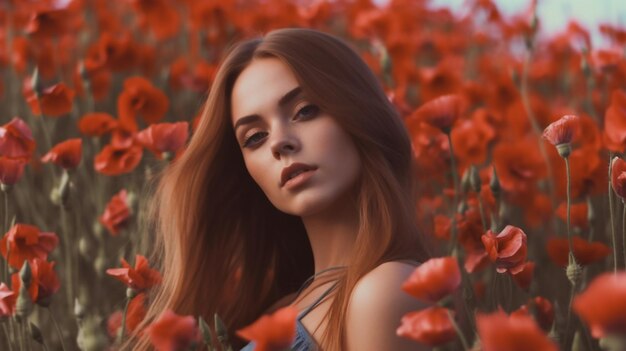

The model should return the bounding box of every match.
[345,259,430,350]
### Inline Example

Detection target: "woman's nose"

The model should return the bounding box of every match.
[270,123,300,160]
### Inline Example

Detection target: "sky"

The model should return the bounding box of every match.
[377,0,626,48]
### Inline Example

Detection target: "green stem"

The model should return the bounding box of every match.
[520,46,557,212]
[446,132,460,254]
[447,309,470,351]
[60,207,74,310]
[608,153,618,272]
[2,321,14,351]
[477,196,487,233]
[47,307,67,351]
[622,201,626,270]
[119,296,132,342]
[565,157,573,254]
[563,281,578,350]
[2,190,7,284]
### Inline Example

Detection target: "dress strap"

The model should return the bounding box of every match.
[297,280,340,321]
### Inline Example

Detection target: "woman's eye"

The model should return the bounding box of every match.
[294,104,320,120]
[243,132,266,148]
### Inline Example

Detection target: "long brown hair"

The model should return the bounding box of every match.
[130,27,429,350]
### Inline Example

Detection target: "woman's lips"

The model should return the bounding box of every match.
[283,168,317,190]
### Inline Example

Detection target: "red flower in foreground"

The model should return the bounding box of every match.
[396,307,456,347]
[610,156,626,199]
[106,254,162,291]
[41,138,82,169]
[99,189,131,236]
[78,113,118,136]
[117,76,169,131]
[0,117,36,159]
[477,310,558,351]
[401,257,461,303]
[410,94,463,132]
[26,82,75,117]
[511,261,535,290]
[94,143,143,176]
[107,292,147,338]
[11,258,60,306]
[236,305,298,351]
[0,224,59,269]
[546,236,610,267]
[0,157,28,185]
[573,271,626,338]
[135,122,189,160]
[147,309,200,351]
[481,225,528,274]
[512,296,555,331]
[542,114,579,146]
[0,282,16,317]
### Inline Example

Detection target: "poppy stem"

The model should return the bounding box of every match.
[60,206,75,311]
[477,197,487,233]
[622,200,626,269]
[119,296,132,343]
[446,132,460,255]
[608,153,618,272]
[447,309,470,351]
[565,157,573,255]
[1,322,13,351]
[47,306,67,351]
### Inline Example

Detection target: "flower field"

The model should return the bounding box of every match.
[0,0,625,350]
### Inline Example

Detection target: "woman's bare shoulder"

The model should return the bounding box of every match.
[345,259,430,351]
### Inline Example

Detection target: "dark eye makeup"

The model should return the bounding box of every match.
[241,104,320,148]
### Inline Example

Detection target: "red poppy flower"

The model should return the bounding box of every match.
[94,143,143,176]
[573,271,626,338]
[85,32,140,73]
[78,113,118,136]
[555,202,588,230]
[0,282,16,317]
[0,157,28,185]
[546,236,610,267]
[410,94,463,133]
[129,0,181,41]
[117,76,169,131]
[25,82,75,117]
[72,65,112,102]
[11,258,60,307]
[41,138,82,169]
[512,296,555,331]
[135,122,189,160]
[24,7,79,39]
[492,139,546,196]
[542,114,579,146]
[477,310,558,351]
[107,292,147,338]
[147,310,201,351]
[450,117,496,166]
[603,90,626,153]
[401,257,461,303]
[396,307,456,346]
[0,224,59,269]
[611,156,626,199]
[0,117,36,160]
[511,261,535,290]
[236,306,298,351]
[481,225,528,274]
[106,254,162,291]
[99,189,131,236]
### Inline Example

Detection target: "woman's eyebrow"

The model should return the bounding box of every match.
[233,86,303,133]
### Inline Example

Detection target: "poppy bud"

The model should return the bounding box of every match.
[469,165,481,193]
[556,143,571,158]
[215,313,232,350]
[199,316,213,347]
[587,197,595,223]
[566,252,582,286]
[31,67,43,97]
[489,166,500,196]
[461,168,471,194]
[30,322,44,345]
[126,287,137,299]
[16,262,33,319]
[74,298,85,321]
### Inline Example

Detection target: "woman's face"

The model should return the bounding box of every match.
[230,57,361,217]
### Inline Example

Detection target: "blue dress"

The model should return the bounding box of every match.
[240,281,339,351]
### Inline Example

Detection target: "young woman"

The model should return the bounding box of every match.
[132,28,430,350]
